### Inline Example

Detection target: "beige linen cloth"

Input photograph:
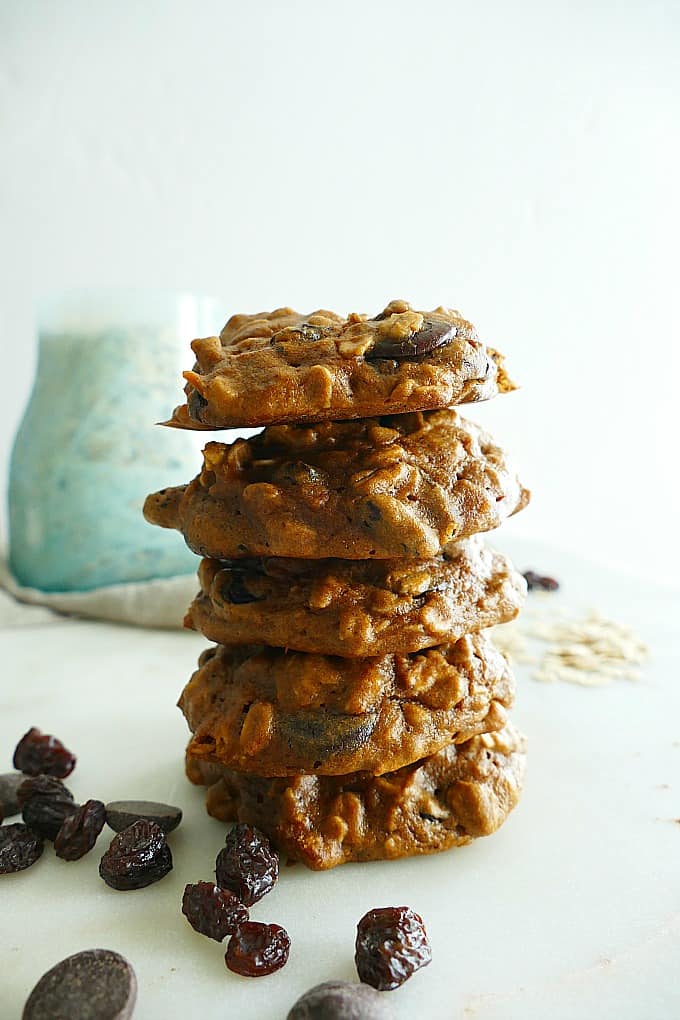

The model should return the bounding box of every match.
[0,555,194,629]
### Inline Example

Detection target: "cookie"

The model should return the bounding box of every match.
[165,300,515,429]
[186,723,526,869]
[179,633,514,776]
[144,410,529,560]
[186,538,526,657]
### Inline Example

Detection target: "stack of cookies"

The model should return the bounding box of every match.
[144,300,529,870]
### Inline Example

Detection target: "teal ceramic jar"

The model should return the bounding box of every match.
[9,291,222,592]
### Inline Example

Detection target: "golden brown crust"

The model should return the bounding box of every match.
[179,633,514,776]
[166,300,515,430]
[144,410,530,560]
[185,723,526,869]
[186,538,526,657]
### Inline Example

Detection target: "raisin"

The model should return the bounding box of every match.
[19,775,78,841]
[22,948,137,1020]
[0,772,25,820]
[105,800,182,834]
[17,774,72,808]
[182,881,249,941]
[225,922,290,977]
[13,727,76,778]
[221,573,261,605]
[355,906,432,991]
[287,980,396,1020]
[55,799,106,861]
[216,823,279,906]
[99,820,173,891]
[0,822,44,874]
[366,319,456,360]
[523,570,560,592]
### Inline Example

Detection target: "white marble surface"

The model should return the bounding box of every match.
[1,540,679,1019]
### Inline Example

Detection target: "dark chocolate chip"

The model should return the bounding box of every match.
[105,800,182,834]
[277,711,378,759]
[0,772,25,820]
[21,949,137,1020]
[366,318,457,360]
[287,980,396,1020]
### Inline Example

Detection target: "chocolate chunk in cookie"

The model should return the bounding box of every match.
[179,633,514,776]
[165,300,515,429]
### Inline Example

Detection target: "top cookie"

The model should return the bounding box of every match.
[167,300,515,429]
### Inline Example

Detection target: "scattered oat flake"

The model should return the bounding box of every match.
[492,609,649,687]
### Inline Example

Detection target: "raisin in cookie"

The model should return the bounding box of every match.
[167,300,515,429]
[186,723,526,869]
[179,633,514,776]
[186,538,526,657]
[144,410,529,560]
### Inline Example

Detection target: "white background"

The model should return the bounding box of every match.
[1,0,679,586]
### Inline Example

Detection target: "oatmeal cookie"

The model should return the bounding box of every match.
[179,633,514,776]
[144,410,529,560]
[186,723,526,869]
[166,300,515,429]
[186,538,526,657]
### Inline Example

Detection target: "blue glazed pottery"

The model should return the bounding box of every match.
[8,291,222,591]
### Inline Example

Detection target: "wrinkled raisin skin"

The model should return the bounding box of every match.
[99,820,173,891]
[0,822,44,874]
[19,775,78,841]
[225,922,290,977]
[13,727,76,778]
[355,906,432,991]
[216,823,279,907]
[182,881,249,941]
[55,800,106,861]
[17,775,73,808]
